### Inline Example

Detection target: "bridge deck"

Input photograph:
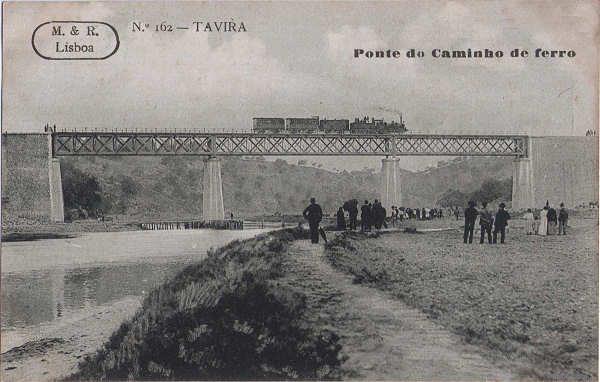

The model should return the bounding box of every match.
[52,132,528,157]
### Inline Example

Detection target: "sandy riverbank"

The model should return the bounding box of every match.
[279,240,523,380]
[326,216,598,380]
[1,297,141,382]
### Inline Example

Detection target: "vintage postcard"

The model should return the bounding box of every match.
[1,1,598,381]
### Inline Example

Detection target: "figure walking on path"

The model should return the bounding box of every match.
[479,201,493,244]
[558,202,569,235]
[303,197,323,244]
[493,203,510,244]
[464,201,478,244]
[539,204,548,236]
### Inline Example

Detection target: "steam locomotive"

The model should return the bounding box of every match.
[252,115,408,134]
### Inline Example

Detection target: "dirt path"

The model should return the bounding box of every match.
[280,240,515,380]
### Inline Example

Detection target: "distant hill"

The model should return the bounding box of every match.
[62,155,513,219]
[402,156,513,206]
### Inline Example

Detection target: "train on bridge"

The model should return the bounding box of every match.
[252,115,408,135]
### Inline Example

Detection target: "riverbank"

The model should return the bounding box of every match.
[1,232,77,242]
[325,216,598,380]
[1,297,141,382]
[1,216,291,241]
[1,218,139,236]
[65,228,345,380]
[1,228,280,382]
[278,240,517,380]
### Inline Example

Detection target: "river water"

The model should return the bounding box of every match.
[1,229,271,351]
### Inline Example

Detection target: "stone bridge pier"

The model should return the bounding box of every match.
[202,156,224,220]
[511,157,534,211]
[380,157,402,210]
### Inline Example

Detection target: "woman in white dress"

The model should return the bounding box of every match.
[539,206,548,236]
[524,208,535,234]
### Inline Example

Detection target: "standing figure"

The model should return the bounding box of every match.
[547,204,558,235]
[336,207,346,230]
[391,206,398,227]
[373,200,383,230]
[347,199,358,230]
[523,208,535,235]
[558,202,569,235]
[463,200,478,244]
[454,207,460,221]
[493,203,511,244]
[539,205,548,236]
[479,201,494,244]
[303,197,323,244]
[361,200,371,232]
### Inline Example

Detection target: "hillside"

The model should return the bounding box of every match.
[402,156,513,205]
[61,155,513,219]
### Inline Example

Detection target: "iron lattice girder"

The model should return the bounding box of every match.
[52,132,527,157]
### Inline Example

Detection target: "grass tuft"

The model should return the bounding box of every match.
[68,227,342,380]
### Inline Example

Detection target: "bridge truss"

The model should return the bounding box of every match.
[52,132,528,157]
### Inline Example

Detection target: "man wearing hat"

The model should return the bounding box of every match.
[493,202,511,244]
[303,197,323,244]
[463,200,478,244]
[479,201,494,244]
[558,202,569,235]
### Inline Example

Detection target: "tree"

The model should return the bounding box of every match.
[470,178,511,204]
[437,189,468,207]
[120,175,139,198]
[61,161,104,216]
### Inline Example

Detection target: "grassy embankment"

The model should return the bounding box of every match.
[68,228,343,381]
[325,220,598,381]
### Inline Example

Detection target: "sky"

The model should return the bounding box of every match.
[2,0,598,171]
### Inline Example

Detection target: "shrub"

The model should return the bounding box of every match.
[70,228,341,380]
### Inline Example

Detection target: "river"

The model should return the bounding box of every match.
[1,228,272,352]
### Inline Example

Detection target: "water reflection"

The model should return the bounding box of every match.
[1,229,271,331]
[1,259,190,329]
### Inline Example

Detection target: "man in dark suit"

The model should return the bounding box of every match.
[360,200,371,232]
[493,202,511,244]
[464,200,478,244]
[303,197,323,244]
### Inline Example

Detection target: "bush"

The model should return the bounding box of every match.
[70,228,341,380]
[61,161,104,216]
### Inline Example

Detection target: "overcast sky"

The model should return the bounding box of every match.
[2,1,598,171]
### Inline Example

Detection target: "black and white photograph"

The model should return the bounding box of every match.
[1,1,598,380]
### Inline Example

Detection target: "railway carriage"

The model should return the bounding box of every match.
[284,117,320,133]
[252,118,285,133]
[252,115,407,134]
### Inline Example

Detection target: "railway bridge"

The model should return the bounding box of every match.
[5,130,596,223]
[51,131,530,221]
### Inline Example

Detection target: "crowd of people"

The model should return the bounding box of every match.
[522,201,569,236]
[463,201,510,244]
[389,206,446,222]
[303,196,571,245]
[462,199,569,244]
